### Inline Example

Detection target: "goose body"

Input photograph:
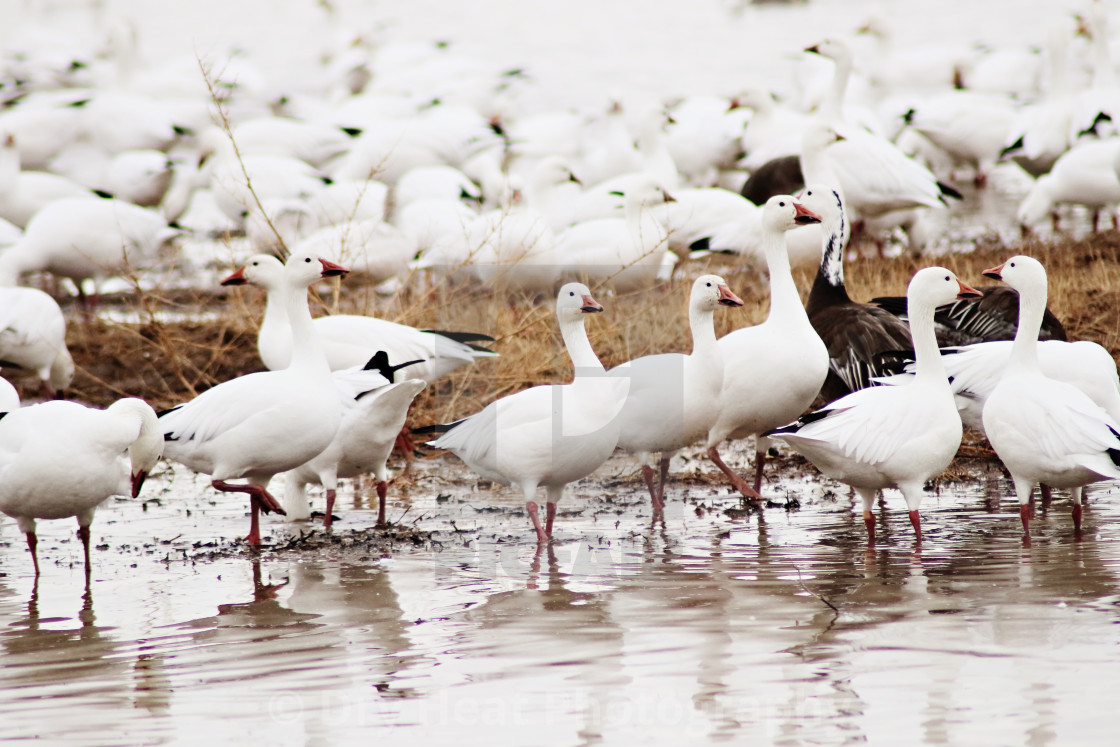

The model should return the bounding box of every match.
[556,177,675,292]
[0,197,180,302]
[159,253,348,545]
[801,185,911,402]
[769,267,980,542]
[0,286,74,399]
[0,397,162,576]
[1016,138,1120,232]
[706,195,828,498]
[428,283,622,542]
[609,275,744,510]
[0,133,99,228]
[981,255,1120,535]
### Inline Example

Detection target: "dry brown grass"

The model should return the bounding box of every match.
[18,229,1120,431]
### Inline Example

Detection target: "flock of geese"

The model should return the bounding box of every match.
[3,2,1120,577]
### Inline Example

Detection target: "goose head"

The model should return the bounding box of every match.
[762,194,822,232]
[797,184,844,224]
[691,274,743,312]
[109,398,163,498]
[556,282,603,322]
[801,120,846,155]
[625,177,676,209]
[221,253,285,289]
[804,37,854,66]
[532,156,582,189]
[285,250,350,287]
[982,255,1047,297]
[908,266,982,308]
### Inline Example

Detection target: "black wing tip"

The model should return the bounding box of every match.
[412,419,465,436]
[422,329,496,344]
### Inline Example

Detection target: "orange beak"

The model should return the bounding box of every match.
[220,267,247,286]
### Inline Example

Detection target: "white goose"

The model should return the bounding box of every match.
[706,195,828,498]
[0,197,181,310]
[0,286,74,399]
[426,283,622,543]
[229,254,497,383]
[222,255,424,528]
[159,252,348,546]
[768,267,981,542]
[282,365,427,529]
[0,132,99,229]
[609,275,744,511]
[981,255,1120,536]
[0,397,162,576]
[1016,138,1120,233]
[556,177,676,293]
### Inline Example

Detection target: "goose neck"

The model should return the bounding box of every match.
[763,230,806,323]
[822,55,853,124]
[807,210,849,312]
[689,304,718,356]
[1009,285,1046,372]
[907,295,950,384]
[560,315,603,374]
[282,281,330,377]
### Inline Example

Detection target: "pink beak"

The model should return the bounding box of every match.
[718,284,744,307]
[319,258,349,277]
[131,471,148,498]
[581,294,604,313]
[793,202,822,225]
[956,279,982,299]
[982,263,1004,280]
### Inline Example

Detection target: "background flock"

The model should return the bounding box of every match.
[3,0,1120,579]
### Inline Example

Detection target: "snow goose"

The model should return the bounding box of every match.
[282,364,427,529]
[522,156,584,232]
[0,197,181,311]
[232,116,357,168]
[0,286,74,399]
[801,185,912,403]
[981,255,1120,535]
[556,176,676,293]
[738,87,813,173]
[1016,138,1120,233]
[768,267,981,542]
[1071,0,1120,142]
[159,252,349,546]
[0,397,162,576]
[901,91,1017,187]
[705,195,828,499]
[227,253,497,383]
[425,283,622,543]
[0,133,100,228]
[290,218,416,285]
[197,127,330,229]
[609,275,744,510]
[1000,26,1078,177]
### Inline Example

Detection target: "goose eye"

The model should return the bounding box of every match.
[304,257,312,263]
[779,201,786,207]
[945,275,950,281]
[706,281,712,287]
[569,291,575,296]
[1009,262,1016,267]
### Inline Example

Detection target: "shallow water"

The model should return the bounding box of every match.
[4,452,1120,745]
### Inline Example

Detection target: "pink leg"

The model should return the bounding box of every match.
[77,525,91,572]
[752,448,767,494]
[1039,484,1052,505]
[707,446,762,502]
[1072,503,1083,534]
[1020,504,1032,536]
[657,455,671,504]
[376,480,389,526]
[641,465,664,512]
[25,532,40,576]
[863,510,875,543]
[526,500,549,543]
[212,480,287,546]
[324,488,336,530]
[909,510,922,543]
[545,502,557,538]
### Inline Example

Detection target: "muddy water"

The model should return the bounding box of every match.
[3,451,1120,745]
